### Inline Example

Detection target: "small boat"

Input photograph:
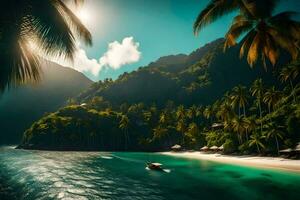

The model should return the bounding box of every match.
[146,162,164,171]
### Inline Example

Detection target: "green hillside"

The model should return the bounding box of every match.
[20,39,299,152]
[0,61,93,144]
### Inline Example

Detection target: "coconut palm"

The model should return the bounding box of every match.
[0,0,92,91]
[231,85,248,117]
[232,116,248,144]
[176,105,186,121]
[194,0,300,67]
[224,11,300,67]
[263,87,282,113]
[203,105,213,122]
[186,123,200,146]
[119,115,130,149]
[194,0,279,35]
[280,61,300,102]
[264,122,284,155]
[249,132,265,154]
[216,102,234,122]
[250,79,265,131]
[187,105,198,120]
[152,126,168,141]
[176,119,187,145]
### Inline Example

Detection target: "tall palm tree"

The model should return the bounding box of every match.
[263,87,282,113]
[203,105,213,122]
[152,126,168,141]
[250,78,265,131]
[186,122,200,146]
[264,122,284,155]
[249,132,265,154]
[194,0,300,67]
[224,11,300,67]
[119,115,130,149]
[231,85,248,117]
[187,105,198,121]
[232,116,248,144]
[0,0,92,91]
[176,105,186,121]
[176,119,187,145]
[216,102,234,122]
[280,61,300,102]
[194,0,278,35]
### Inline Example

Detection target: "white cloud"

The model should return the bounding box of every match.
[99,37,141,70]
[48,37,141,76]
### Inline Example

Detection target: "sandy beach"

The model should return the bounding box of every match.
[162,152,300,173]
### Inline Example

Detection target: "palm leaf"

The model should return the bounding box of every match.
[193,0,238,35]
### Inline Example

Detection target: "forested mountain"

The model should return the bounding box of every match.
[76,38,279,107]
[0,61,93,144]
[19,38,299,152]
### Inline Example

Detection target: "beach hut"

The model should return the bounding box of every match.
[171,144,182,151]
[210,146,218,151]
[211,123,224,130]
[200,146,209,151]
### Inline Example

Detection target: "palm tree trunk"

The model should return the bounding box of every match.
[256,143,261,154]
[243,106,246,117]
[275,136,279,156]
[289,78,296,103]
[259,100,263,133]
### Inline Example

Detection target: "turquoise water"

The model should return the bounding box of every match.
[1,146,300,200]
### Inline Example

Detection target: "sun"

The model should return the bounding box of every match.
[76,8,90,25]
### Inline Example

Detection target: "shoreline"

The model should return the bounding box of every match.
[162,151,300,174]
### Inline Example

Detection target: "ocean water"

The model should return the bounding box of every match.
[0,146,300,200]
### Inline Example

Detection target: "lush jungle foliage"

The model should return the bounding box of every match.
[20,58,300,154]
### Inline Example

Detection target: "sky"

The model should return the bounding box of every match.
[56,0,300,81]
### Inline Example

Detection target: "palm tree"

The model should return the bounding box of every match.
[176,119,187,145]
[194,0,277,35]
[119,115,130,149]
[203,105,213,122]
[250,79,265,131]
[216,102,234,122]
[249,132,265,154]
[244,116,257,140]
[194,0,300,67]
[263,87,282,113]
[264,122,284,155]
[176,105,186,121]
[152,126,168,141]
[0,0,92,91]
[231,85,248,117]
[280,61,300,102]
[224,11,300,67]
[187,105,198,121]
[232,116,248,144]
[186,123,200,146]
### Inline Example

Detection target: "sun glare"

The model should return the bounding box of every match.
[76,8,91,25]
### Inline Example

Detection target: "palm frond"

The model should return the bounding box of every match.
[193,0,238,35]
[56,0,92,46]
[224,15,253,50]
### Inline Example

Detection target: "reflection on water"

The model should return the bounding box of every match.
[1,146,300,200]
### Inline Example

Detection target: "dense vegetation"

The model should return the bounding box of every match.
[20,39,300,154]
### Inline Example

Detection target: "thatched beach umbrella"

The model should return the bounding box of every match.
[294,143,300,152]
[171,144,182,151]
[279,148,293,153]
[200,146,209,151]
[218,145,224,151]
[210,146,218,151]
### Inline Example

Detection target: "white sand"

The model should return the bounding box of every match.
[162,151,300,173]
